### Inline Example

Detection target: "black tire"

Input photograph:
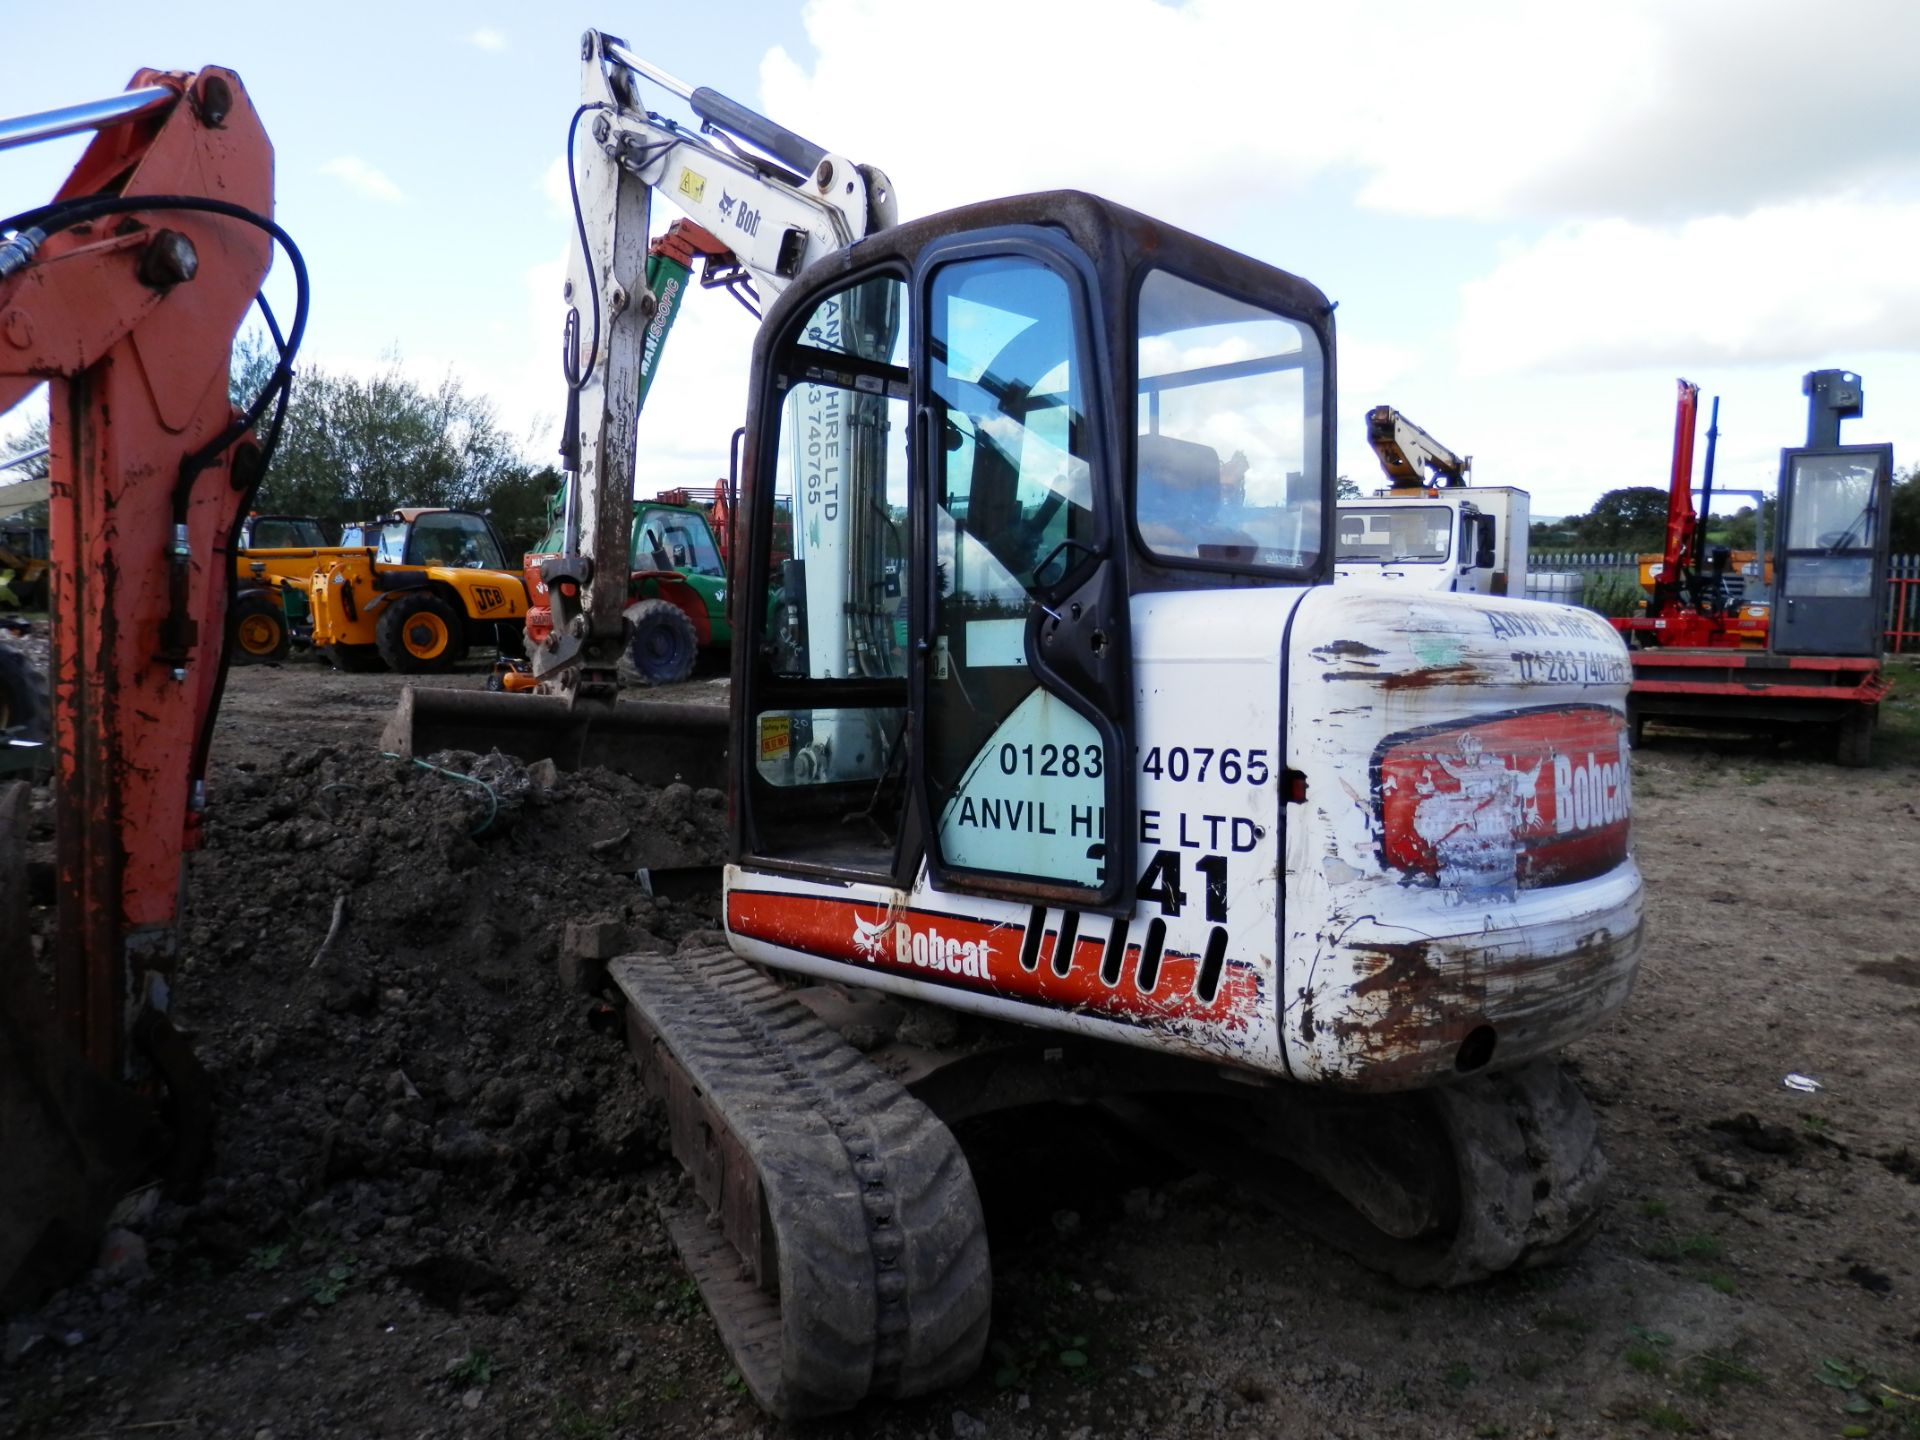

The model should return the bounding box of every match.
[228,590,291,664]
[624,598,698,686]
[318,643,386,673]
[0,643,48,741]
[376,591,462,674]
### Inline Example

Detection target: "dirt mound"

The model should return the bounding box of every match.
[169,741,726,1250]
[5,743,739,1430]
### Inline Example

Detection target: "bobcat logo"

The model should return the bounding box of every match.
[852,915,890,962]
[848,913,994,980]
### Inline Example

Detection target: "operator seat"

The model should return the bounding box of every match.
[1136,431,1256,561]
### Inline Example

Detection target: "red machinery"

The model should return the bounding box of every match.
[0,66,301,1304]
[1612,381,1751,650]
[1612,375,1891,764]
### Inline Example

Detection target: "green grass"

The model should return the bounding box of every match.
[1642,1231,1723,1264]
[1579,570,1648,619]
[1625,1325,1675,1376]
[1510,1352,1549,1381]
[1685,1347,1766,1397]
[1536,1307,1592,1334]
[553,1397,641,1439]
[447,1349,494,1386]
[1875,659,1920,767]
[1625,1343,1667,1376]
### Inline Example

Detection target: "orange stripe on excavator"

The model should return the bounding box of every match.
[726,888,1261,1033]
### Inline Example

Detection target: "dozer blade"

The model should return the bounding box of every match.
[381,685,727,788]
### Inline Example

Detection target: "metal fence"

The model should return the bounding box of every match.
[1530,550,1920,653]
[1529,551,1642,570]
[1529,551,1646,619]
[1890,555,1920,654]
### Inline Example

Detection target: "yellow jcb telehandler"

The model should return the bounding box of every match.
[306,507,528,672]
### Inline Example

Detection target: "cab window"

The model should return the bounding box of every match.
[1135,270,1324,571]
[406,513,505,569]
[637,509,725,576]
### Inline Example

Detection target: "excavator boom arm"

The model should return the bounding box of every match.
[538,30,893,698]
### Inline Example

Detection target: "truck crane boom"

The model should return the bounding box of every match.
[1366,403,1470,490]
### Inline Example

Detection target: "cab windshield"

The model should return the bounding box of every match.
[1336,505,1451,563]
[247,517,326,548]
[392,513,505,569]
[635,508,725,576]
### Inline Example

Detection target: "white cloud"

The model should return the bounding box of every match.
[1459,197,1920,376]
[1337,339,1422,405]
[319,157,405,205]
[469,28,507,53]
[756,0,1920,228]
[540,156,573,221]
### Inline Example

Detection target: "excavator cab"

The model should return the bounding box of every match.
[730,191,1331,912]
[1771,398,1893,658]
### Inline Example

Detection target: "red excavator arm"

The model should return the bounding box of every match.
[1,66,292,1305]
[1,66,275,1075]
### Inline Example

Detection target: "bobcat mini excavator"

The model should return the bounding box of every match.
[392,32,1646,1420]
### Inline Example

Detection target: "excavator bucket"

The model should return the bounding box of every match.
[380,686,728,789]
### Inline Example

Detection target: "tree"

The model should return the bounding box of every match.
[1529,517,1580,549]
[1890,464,1920,556]
[0,408,50,528]
[246,352,530,527]
[1575,487,1669,550]
[1335,475,1361,500]
[1711,500,1775,553]
[2,409,48,482]
[485,465,563,561]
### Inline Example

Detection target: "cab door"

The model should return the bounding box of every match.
[1771,444,1892,657]
[910,235,1134,913]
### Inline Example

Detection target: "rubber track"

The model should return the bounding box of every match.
[1394,1058,1608,1287]
[1106,1058,1606,1290]
[612,947,991,1420]
[1259,1059,1610,1288]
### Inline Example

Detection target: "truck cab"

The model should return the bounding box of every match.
[1336,485,1529,595]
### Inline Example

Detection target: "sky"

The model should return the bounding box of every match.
[3,0,1917,520]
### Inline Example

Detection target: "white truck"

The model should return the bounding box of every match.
[1336,406,1530,596]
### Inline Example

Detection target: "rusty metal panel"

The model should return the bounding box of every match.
[1282,587,1644,1091]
